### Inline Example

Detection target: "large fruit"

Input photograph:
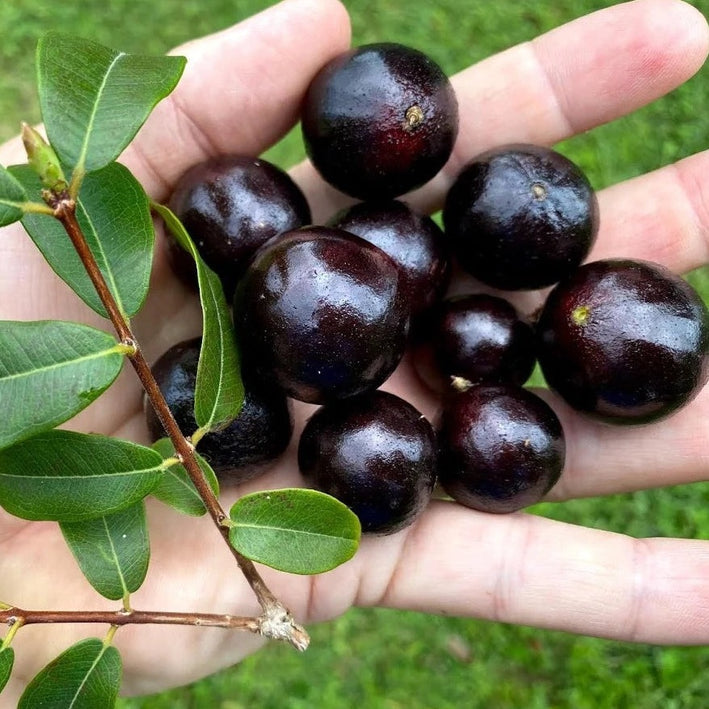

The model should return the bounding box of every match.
[234,226,410,404]
[438,385,565,513]
[537,259,709,424]
[443,144,599,290]
[302,43,458,200]
[167,155,311,297]
[298,390,437,534]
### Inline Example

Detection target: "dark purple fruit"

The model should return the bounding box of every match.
[438,385,565,513]
[302,43,459,200]
[443,144,599,290]
[234,226,409,404]
[537,259,709,424]
[145,338,293,483]
[167,155,311,297]
[413,293,536,392]
[329,200,450,317]
[298,390,437,534]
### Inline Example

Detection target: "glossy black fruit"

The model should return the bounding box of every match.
[145,338,293,482]
[413,293,536,392]
[329,200,449,317]
[167,155,311,297]
[537,259,709,424]
[438,385,565,513]
[443,144,599,290]
[298,390,437,534]
[234,226,409,404]
[302,43,459,200]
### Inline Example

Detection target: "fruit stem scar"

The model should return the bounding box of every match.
[532,182,547,200]
[451,375,473,392]
[571,304,591,327]
[404,105,424,131]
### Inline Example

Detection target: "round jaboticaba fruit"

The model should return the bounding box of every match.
[443,144,599,290]
[437,385,565,513]
[298,390,437,534]
[234,226,409,404]
[145,338,293,482]
[167,155,311,297]
[301,43,459,200]
[413,293,536,392]
[537,258,709,424]
[328,199,450,317]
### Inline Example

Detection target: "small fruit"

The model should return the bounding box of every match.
[167,155,311,297]
[413,293,536,392]
[329,199,449,317]
[298,390,437,534]
[234,226,409,404]
[302,43,459,200]
[537,258,709,424]
[443,144,599,290]
[145,338,293,482]
[438,385,565,513]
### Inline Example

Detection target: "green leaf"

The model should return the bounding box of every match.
[153,203,243,432]
[0,320,124,451]
[0,647,14,695]
[0,430,163,522]
[229,489,361,575]
[151,438,219,517]
[60,501,149,601]
[11,163,154,318]
[0,165,27,226]
[37,32,185,174]
[18,638,121,709]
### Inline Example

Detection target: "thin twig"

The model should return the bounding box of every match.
[1,606,260,633]
[45,196,307,650]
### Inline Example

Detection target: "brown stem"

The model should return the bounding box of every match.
[48,198,307,650]
[1,606,259,633]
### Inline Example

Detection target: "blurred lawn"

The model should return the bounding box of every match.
[1,0,709,707]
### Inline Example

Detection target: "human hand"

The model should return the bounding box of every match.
[1,0,709,703]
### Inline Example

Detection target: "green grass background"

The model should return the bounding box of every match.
[2,0,709,706]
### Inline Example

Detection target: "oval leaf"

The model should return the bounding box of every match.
[11,163,154,318]
[151,438,219,517]
[0,165,27,226]
[0,320,123,450]
[153,204,243,432]
[229,488,361,575]
[0,430,163,522]
[19,638,121,709]
[37,32,185,173]
[60,501,149,601]
[0,647,14,695]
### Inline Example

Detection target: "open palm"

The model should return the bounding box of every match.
[2,0,709,703]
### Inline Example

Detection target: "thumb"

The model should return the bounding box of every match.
[121,0,351,201]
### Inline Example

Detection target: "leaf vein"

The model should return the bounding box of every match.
[76,51,125,174]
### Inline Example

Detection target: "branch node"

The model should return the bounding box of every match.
[258,603,310,651]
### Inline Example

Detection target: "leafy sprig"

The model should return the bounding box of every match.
[0,31,361,706]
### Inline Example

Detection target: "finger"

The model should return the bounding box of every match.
[587,149,709,273]
[121,0,351,200]
[291,0,709,222]
[536,384,709,500]
[346,501,709,645]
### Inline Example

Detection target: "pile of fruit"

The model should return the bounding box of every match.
[149,43,709,536]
